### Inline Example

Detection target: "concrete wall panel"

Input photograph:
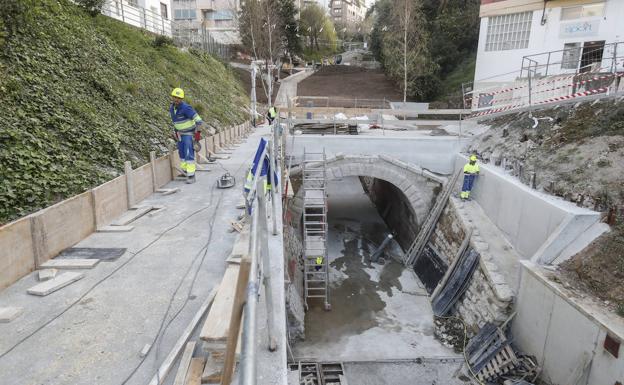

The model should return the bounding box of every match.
[132,163,154,204]
[93,175,128,228]
[455,155,600,260]
[207,136,216,153]
[0,218,35,290]
[34,191,95,264]
[154,155,172,189]
[514,262,624,385]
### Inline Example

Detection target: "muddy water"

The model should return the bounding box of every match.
[304,176,405,343]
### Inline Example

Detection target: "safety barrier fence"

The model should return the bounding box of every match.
[465,42,624,118]
[292,96,391,109]
[0,122,253,291]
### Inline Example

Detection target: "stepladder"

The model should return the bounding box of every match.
[302,148,331,311]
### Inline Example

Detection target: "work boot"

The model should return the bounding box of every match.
[186,175,196,184]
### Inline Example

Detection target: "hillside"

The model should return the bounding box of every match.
[0,0,249,223]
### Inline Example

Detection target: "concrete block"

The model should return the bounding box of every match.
[0,217,35,290]
[0,307,23,323]
[38,268,58,281]
[40,258,99,270]
[139,344,151,358]
[92,175,128,228]
[27,272,84,296]
[31,191,95,266]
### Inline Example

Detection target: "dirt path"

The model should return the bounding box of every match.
[297,65,407,103]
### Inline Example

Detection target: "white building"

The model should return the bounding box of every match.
[474,0,624,91]
[103,0,173,36]
[329,0,366,26]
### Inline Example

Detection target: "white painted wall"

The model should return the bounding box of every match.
[474,0,624,89]
[514,262,624,385]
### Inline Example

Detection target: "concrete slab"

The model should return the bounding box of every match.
[97,225,134,233]
[40,259,100,270]
[27,272,84,296]
[110,206,152,226]
[342,360,469,385]
[0,307,23,323]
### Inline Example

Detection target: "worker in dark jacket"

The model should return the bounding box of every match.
[460,154,480,200]
[170,88,203,184]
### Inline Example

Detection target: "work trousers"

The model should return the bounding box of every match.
[460,173,477,199]
[177,134,196,176]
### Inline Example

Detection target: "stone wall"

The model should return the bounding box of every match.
[429,198,514,332]
[284,203,305,342]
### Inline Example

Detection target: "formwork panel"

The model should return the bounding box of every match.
[0,217,35,290]
[93,175,128,228]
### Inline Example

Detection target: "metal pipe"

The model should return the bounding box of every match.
[268,138,278,236]
[239,184,261,385]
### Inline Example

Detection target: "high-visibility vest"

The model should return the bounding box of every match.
[269,107,277,118]
[315,256,323,265]
[464,162,479,174]
[170,102,202,132]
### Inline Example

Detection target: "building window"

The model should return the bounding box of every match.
[128,0,138,7]
[160,2,168,19]
[561,42,582,69]
[485,11,533,52]
[561,3,605,20]
[174,9,197,19]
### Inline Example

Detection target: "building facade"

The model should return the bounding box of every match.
[329,0,366,26]
[102,0,173,36]
[474,0,624,90]
[171,0,238,33]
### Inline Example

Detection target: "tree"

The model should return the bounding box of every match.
[299,4,327,51]
[278,0,301,55]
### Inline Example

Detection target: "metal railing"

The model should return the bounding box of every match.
[465,42,624,117]
[293,96,391,109]
[239,118,281,385]
[102,0,173,36]
[100,0,232,58]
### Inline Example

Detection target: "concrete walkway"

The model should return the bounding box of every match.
[0,125,286,385]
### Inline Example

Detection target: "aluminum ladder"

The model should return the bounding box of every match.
[302,148,331,311]
[403,168,462,266]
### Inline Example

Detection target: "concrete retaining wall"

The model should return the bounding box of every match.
[288,135,468,175]
[455,155,600,262]
[0,218,35,290]
[0,122,253,290]
[513,261,624,385]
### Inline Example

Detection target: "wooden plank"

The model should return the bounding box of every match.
[27,272,84,296]
[201,354,222,384]
[186,357,206,385]
[220,257,251,385]
[97,225,134,233]
[0,307,23,323]
[173,341,196,385]
[200,265,240,342]
[40,258,99,270]
[148,288,218,385]
[111,206,152,226]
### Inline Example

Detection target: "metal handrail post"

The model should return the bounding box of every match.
[257,189,277,351]
[239,185,261,385]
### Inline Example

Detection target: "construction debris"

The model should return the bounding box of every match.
[0,307,23,323]
[433,316,465,353]
[97,225,134,233]
[27,272,84,296]
[294,122,358,135]
[38,269,58,281]
[139,344,151,358]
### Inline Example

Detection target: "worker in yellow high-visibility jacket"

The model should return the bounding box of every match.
[460,154,480,200]
[169,88,203,184]
[315,256,324,271]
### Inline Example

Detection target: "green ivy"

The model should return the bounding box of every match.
[0,0,249,223]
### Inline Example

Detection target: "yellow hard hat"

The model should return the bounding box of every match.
[171,88,185,99]
[470,154,478,161]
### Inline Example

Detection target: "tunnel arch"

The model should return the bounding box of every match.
[290,154,445,228]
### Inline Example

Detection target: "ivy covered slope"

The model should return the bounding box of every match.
[0,0,249,223]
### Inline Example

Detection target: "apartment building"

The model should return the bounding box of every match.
[329,0,366,26]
